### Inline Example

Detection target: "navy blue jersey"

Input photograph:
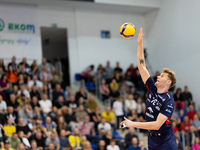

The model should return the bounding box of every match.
[145,77,174,134]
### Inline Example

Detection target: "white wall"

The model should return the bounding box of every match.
[146,0,200,106]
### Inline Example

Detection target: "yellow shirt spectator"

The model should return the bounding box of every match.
[3,125,16,136]
[102,111,115,122]
[68,135,81,149]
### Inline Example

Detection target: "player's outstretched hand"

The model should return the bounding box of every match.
[137,27,144,46]
[120,117,133,129]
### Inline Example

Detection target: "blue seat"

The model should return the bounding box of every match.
[85,81,95,91]
[75,73,81,81]
[112,131,124,141]
[92,144,97,149]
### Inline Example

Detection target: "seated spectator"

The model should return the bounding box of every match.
[106,139,120,150]
[114,62,123,75]
[64,95,78,112]
[45,132,60,150]
[64,108,77,131]
[16,118,31,139]
[83,141,93,150]
[109,79,118,91]
[18,131,31,148]
[4,106,17,124]
[172,121,179,138]
[59,129,69,149]
[101,107,116,129]
[76,105,88,123]
[17,84,30,101]
[28,75,43,91]
[192,114,200,137]
[182,86,193,106]
[86,94,97,114]
[2,140,14,150]
[125,127,138,148]
[192,137,200,150]
[7,56,18,73]
[39,94,53,117]
[42,116,57,137]
[18,57,30,74]
[40,65,53,83]
[109,85,120,103]
[0,95,7,115]
[63,143,73,150]
[173,88,184,110]
[17,65,29,83]
[127,109,138,122]
[125,64,136,81]
[7,94,19,113]
[179,109,187,123]
[7,133,20,149]
[30,140,39,150]
[102,130,113,147]
[125,94,137,114]
[187,104,196,121]
[129,87,140,101]
[104,61,113,81]
[46,143,56,150]
[56,116,71,136]
[30,96,40,110]
[97,118,111,137]
[112,97,124,129]
[99,79,110,101]
[6,65,18,84]
[136,97,146,122]
[0,67,4,79]
[128,137,140,150]
[77,116,96,143]
[31,131,46,149]
[30,85,41,100]
[30,60,39,76]
[17,93,29,109]
[3,118,16,137]
[29,116,43,134]
[0,74,10,101]
[52,83,64,105]
[95,140,106,150]
[18,103,33,124]
[42,84,52,100]
[53,95,65,114]
[180,116,192,147]
[75,87,87,103]
[68,128,82,150]
[80,65,95,82]
[39,58,52,73]
[90,107,102,131]
[33,107,45,123]
[139,140,147,150]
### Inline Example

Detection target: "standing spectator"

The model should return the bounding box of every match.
[28,75,43,91]
[182,86,193,106]
[7,133,20,149]
[85,94,97,114]
[173,88,184,110]
[75,87,87,103]
[106,139,120,150]
[45,132,60,150]
[0,74,10,101]
[104,61,113,81]
[30,60,39,76]
[114,62,123,75]
[16,118,31,139]
[39,58,52,73]
[8,56,18,72]
[6,65,18,84]
[187,104,196,121]
[128,137,140,150]
[3,118,16,137]
[95,140,106,150]
[112,97,124,129]
[125,127,139,148]
[39,94,53,118]
[125,94,137,115]
[192,137,200,150]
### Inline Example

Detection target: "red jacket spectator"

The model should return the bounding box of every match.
[180,116,192,133]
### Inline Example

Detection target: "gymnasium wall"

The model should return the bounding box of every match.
[146,0,200,106]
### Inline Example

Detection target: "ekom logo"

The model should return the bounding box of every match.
[0,18,5,31]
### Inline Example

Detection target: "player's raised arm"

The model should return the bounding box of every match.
[137,28,150,84]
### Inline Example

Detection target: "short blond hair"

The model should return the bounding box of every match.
[162,68,177,89]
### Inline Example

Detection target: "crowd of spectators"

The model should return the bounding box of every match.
[0,57,198,150]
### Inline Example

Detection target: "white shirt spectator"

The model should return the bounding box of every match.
[107,145,120,150]
[0,100,7,113]
[97,122,111,132]
[39,99,52,114]
[18,89,30,99]
[113,101,124,116]
[28,80,43,89]
[125,99,137,112]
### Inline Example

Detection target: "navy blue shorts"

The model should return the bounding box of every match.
[148,131,178,150]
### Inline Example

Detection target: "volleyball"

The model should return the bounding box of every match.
[120,22,136,39]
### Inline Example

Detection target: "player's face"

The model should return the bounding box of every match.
[155,73,170,88]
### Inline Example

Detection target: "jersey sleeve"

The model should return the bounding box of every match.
[145,77,155,91]
[160,100,174,118]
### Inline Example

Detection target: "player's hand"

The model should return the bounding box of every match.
[120,117,133,129]
[137,27,144,46]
